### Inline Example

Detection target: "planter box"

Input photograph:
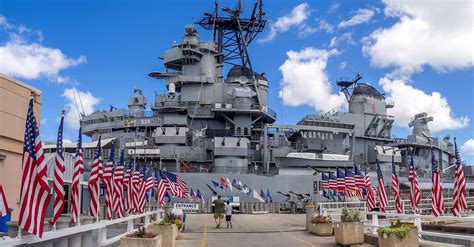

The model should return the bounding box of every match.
[334,221,364,245]
[148,223,177,247]
[309,223,333,236]
[378,228,419,247]
[121,234,162,247]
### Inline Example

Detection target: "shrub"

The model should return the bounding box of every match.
[126,226,158,238]
[311,215,332,224]
[175,219,184,230]
[376,220,417,239]
[341,208,361,222]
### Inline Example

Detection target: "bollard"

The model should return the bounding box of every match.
[240,202,245,214]
[305,204,315,230]
[249,202,254,214]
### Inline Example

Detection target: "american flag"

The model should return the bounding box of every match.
[0,185,9,217]
[376,160,388,212]
[137,166,149,213]
[103,145,115,220]
[220,177,229,188]
[336,168,345,193]
[391,156,403,213]
[88,136,102,218]
[329,172,337,191]
[156,172,169,207]
[344,168,357,197]
[70,127,84,224]
[354,164,365,189]
[321,172,330,189]
[18,98,51,238]
[50,112,65,226]
[163,171,188,198]
[131,163,141,213]
[408,151,420,214]
[364,167,376,211]
[123,157,132,213]
[431,149,445,217]
[452,138,467,216]
[112,150,125,218]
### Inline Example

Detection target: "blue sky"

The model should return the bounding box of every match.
[0,0,473,162]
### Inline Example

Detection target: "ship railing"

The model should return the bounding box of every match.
[0,208,164,247]
[317,196,474,217]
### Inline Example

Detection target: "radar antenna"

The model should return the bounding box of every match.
[336,73,362,103]
[197,0,266,69]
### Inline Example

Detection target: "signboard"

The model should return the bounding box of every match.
[173,203,199,212]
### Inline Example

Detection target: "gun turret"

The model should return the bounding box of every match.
[289,191,304,199]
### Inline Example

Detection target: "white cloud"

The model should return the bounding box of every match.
[258,3,310,43]
[327,3,340,13]
[318,20,334,33]
[363,0,474,77]
[461,139,474,156]
[338,8,375,28]
[379,77,469,131]
[63,138,74,145]
[279,47,346,113]
[339,61,347,70]
[62,88,101,129]
[0,15,86,83]
[329,32,355,47]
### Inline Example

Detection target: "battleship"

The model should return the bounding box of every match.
[77,0,457,203]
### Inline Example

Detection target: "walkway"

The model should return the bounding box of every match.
[176,214,368,247]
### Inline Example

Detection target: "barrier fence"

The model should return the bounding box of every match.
[0,209,164,247]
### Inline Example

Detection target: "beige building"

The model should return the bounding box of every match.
[0,74,42,221]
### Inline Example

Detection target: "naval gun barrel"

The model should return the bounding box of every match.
[289,191,304,199]
[277,191,291,198]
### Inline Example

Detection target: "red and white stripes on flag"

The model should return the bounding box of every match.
[408,152,421,214]
[103,147,115,220]
[123,159,133,213]
[452,138,467,216]
[19,98,51,238]
[364,169,376,211]
[49,112,66,226]
[0,185,9,217]
[112,150,125,218]
[376,161,388,212]
[156,172,168,207]
[88,136,102,218]
[391,156,403,213]
[70,127,84,224]
[131,166,141,213]
[431,149,445,217]
[123,160,132,213]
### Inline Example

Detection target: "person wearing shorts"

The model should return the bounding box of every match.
[225,201,233,229]
[213,195,225,228]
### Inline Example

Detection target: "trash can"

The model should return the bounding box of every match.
[0,208,13,233]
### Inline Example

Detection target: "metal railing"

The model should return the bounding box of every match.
[0,209,164,247]
[366,212,474,245]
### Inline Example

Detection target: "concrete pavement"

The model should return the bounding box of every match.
[176,214,370,247]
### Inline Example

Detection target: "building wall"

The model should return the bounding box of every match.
[0,74,42,221]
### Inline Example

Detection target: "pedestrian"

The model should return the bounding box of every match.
[225,201,233,229]
[212,195,225,228]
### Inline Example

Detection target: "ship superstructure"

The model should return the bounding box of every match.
[79,0,458,202]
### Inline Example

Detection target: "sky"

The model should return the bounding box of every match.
[0,0,473,163]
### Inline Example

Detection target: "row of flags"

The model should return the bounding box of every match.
[86,137,190,221]
[209,177,273,203]
[14,98,191,238]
